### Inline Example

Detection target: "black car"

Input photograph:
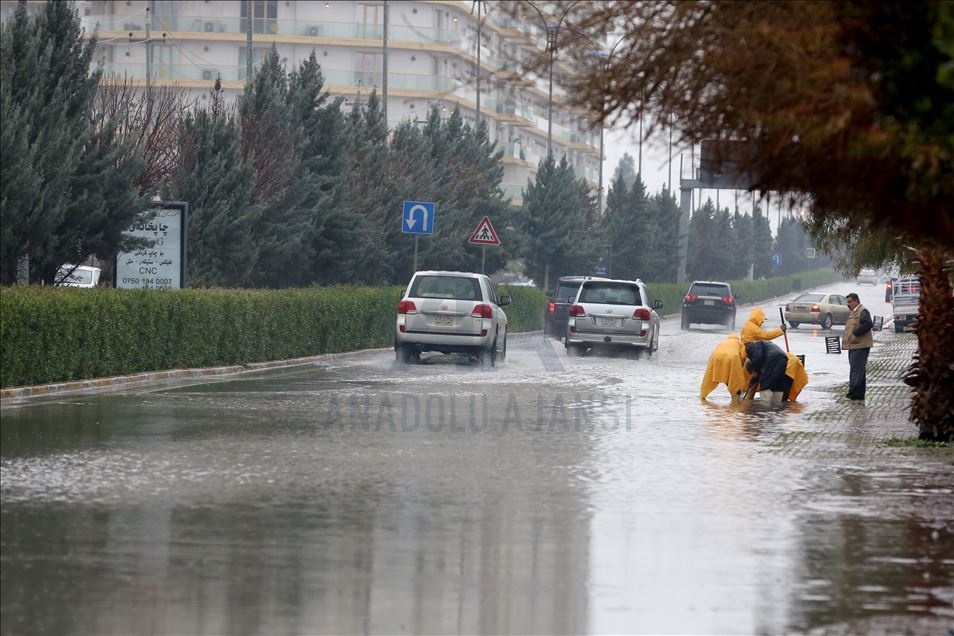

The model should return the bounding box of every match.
[544,276,587,339]
[681,280,738,330]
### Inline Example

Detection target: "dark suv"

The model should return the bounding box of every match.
[681,280,738,330]
[544,276,586,339]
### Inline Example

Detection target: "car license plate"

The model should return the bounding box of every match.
[704,300,714,306]
[434,313,454,326]
[596,317,622,327]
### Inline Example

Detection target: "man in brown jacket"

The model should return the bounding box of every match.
[843,293,874,400]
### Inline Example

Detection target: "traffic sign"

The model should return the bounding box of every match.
[402,201,435,235]
[772,253,782,267]
[468,216,500,245]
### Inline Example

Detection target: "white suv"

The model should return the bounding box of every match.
[564,278,663,357]
[395,271,510,366]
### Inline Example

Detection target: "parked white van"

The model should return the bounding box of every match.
[57,265,101,288]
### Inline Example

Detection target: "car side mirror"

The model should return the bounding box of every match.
[653,299,664,309]
[499,295,512,307]
[734,293,741,301]
[399,289,406,298]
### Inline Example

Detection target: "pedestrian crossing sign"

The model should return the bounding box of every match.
[468,216,500,245]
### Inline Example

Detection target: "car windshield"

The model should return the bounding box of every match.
[579,283,643,306]
[690,283,729,296]
[794,293,825,302]
[410,275,482,301]
[554,282,582,301]
[59,268,92,284]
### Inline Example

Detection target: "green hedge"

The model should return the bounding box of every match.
[2,272,842,389]
[1,284,547,388]
[644,268,846,317]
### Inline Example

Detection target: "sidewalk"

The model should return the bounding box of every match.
[767,331,954,636]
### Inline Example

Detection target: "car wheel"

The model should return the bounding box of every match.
[652,328,660,353]
[681,314,690,330]
[821,313,833,330]
[788,321,799,328]
[727,314,736,331]
[395,344,416,364]
[499,333,508,362]
[479,338,498,368]
[894,323,904,333]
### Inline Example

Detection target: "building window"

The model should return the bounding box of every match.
[241,0,278,35]
[239,47,269,80]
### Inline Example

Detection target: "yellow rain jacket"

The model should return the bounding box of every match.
[701,335,752,399]
[785,353,809,401]
[741,306,785,344]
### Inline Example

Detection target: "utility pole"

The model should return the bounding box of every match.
[475,0,481,127]
[382,0,389,129]
[144,7,152,93]
[246,0,252,83]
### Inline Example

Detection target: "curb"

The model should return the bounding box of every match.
[0,346,392,403]
[0,330,546,404]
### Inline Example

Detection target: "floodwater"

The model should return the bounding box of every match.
[2,284,952,634]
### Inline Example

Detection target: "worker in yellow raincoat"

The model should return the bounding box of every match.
[741,306,786,344]
[700,334,752,401]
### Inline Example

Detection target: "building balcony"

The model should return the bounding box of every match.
[83,14,463,46]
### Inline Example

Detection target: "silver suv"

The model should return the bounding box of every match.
[395,271,510,366]
[564,278,663,357]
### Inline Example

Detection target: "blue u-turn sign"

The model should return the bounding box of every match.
[402,201,436,235]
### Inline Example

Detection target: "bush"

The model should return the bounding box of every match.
[1,284,548,388]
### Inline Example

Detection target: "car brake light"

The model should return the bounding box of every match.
[722,296,734,304]
[633,308,651,320]
[548,302,556,313]
[471,304,493,318]
[568,305,586,317]
[397,300,417,314]
[685,294,698,301]
[811,304,820,312]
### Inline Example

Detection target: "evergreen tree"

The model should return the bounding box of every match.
[516,154,597,289]
[342,89,394,283]
[174,80,259,287]
[643,188,681,282]
[710,205,735,279]
[284,51,357,285]
[751,206,774,279]
[731,210,755,279]
[774,217,813,275]
[1,0,142,283]
[600,174,650,280]
[686,199,717,280]
[611,153,638,194]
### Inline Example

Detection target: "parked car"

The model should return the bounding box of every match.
[544,276,587,340]
[681,280,738,330]
[784,292,851,329]
[856,268,879,285]
[395,271,510,366]
[892,276,920,333]
[564,278,662,357]
[56,265,101,288]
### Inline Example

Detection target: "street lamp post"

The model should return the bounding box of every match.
[524,0,581,157]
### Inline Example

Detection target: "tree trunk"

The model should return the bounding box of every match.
[903,247,954,441]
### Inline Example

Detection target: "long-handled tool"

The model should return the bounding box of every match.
[779,307,790,352]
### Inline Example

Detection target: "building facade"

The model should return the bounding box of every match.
[44,0,603,204]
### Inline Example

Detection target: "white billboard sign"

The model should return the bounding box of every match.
[115,204,186,289]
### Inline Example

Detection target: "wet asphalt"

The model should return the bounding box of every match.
[2,283,952,635]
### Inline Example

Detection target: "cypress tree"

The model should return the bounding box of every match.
[751,206,774,279]
[1,0,142,283]
[644,188,681,282]
[174,80,258,287]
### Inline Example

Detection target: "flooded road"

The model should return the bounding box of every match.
[2,283,952,634]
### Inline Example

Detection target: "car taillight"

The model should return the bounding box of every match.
[568,305,586,317]
[633,308,651,320]
[471,304,493,318]
[548,302,556,313]
[397,300,417,314]
[811,304,820,312]
[722,296,734,304]
[685,294,698,302]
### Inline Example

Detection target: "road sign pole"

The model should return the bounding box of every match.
[414,235,419,272]
[481,246,486,274]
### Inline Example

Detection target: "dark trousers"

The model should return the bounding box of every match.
[847,347,870,400]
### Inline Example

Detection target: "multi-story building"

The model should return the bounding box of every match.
[16,0,601,205]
